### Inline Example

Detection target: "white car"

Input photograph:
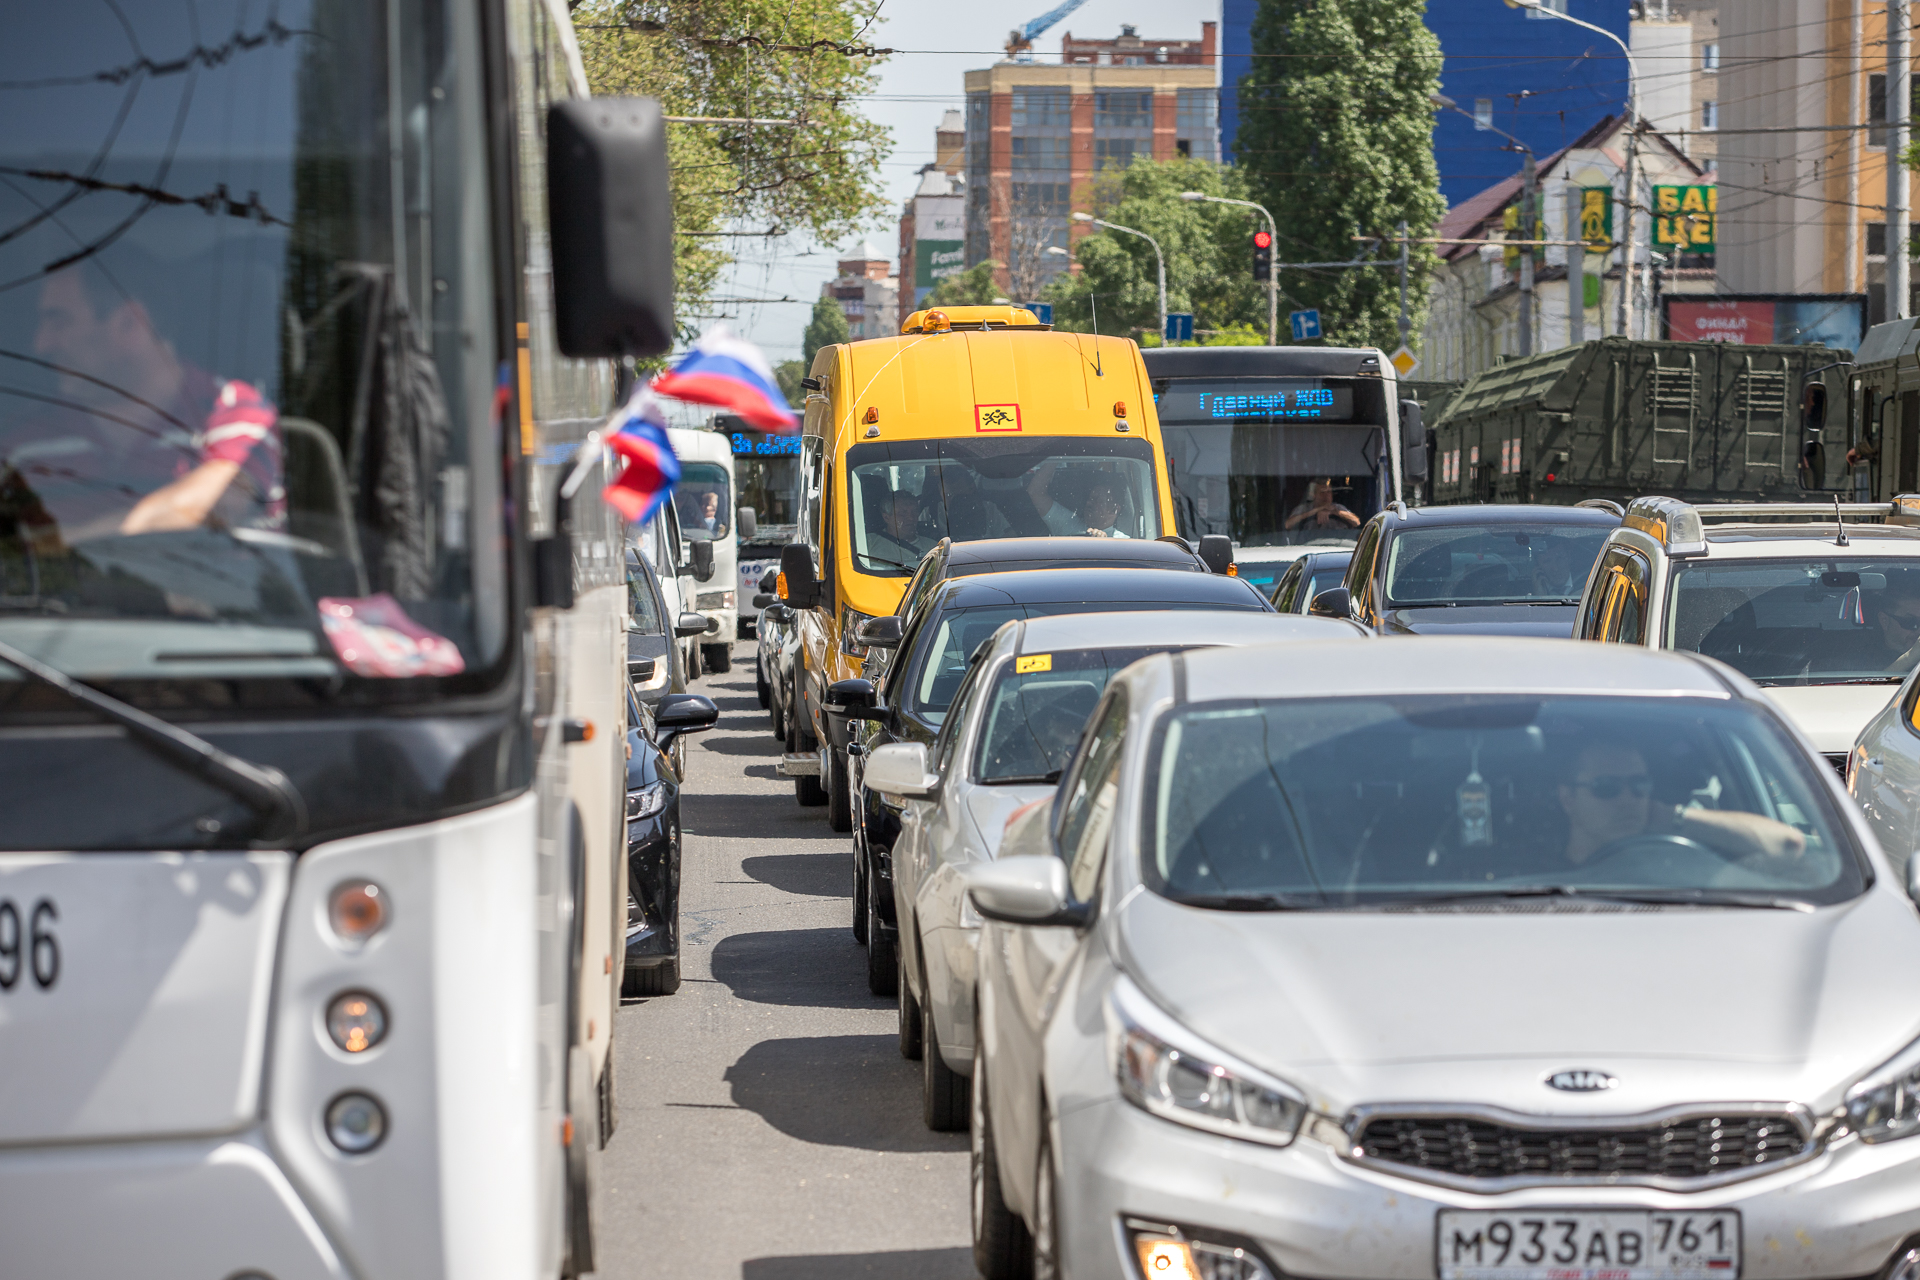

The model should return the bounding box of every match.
[1849,668,1920,866]
[865,610,1363,1132]
[965,636,1920,1280]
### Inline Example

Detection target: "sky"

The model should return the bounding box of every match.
[702,1,1223,367]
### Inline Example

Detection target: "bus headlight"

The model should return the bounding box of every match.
[325,1091,388,1153]
[697,589,735,611]
[328,881,388,943]
[326,991,388,1053]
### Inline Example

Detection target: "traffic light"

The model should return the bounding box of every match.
[1252,230,1273,282]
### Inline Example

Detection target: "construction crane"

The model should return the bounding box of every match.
[1005,0,1092,60]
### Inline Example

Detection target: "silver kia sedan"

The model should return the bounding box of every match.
[964,637,1919,1280]
[867,610,1363,1132]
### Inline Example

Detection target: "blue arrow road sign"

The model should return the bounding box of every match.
[1164,313,1194,343]
[1290,309,1322,341]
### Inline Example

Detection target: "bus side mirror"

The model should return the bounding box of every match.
[779,543,822,608]
[691,540,716,582]
[1800,441,1827,491]
[546,98,675,358]
[737,506,758,539]
[1197,535,1236,575]
[1399,400,1429,482]
[1801,382,1828,434]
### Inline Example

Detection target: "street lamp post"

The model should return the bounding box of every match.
[1508,0,1642,339]
[1072,212,1166,343]
[1181,191,1280,345]
[1432,93,1537,356]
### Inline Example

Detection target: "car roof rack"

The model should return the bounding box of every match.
[1624,494,1920,557]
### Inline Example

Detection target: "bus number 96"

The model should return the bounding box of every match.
[0,898,59,990]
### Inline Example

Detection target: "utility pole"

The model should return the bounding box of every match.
[1567,185,1585,346]
[1180,191,1279,344]
[1893,0,1912,319]
[1517,152,1537,356]
[1396,219,1411,351]
[1073,212,1166,342]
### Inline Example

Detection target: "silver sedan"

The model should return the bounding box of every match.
[863,611,1363,1132]
[965,637,1920,1280]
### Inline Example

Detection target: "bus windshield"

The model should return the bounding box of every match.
[0,3,503,704]
[727,426,801,541]
[1155,376,1385,548]
[845,436,1160,576]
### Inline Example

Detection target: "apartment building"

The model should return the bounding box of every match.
[822,254,899,342]
[1634,5,1720,168]
[962,21,1218,300]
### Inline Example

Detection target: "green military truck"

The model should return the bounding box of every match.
[1842,317,1920,501]
[1427,337,1852,507]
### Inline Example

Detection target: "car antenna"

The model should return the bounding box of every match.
[1088,292,1103,376]
[1834,492,1849,547]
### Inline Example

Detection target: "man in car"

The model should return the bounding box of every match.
[1284,477,1360,532]
[23,263,284,542]
[1869,577,1920,672]
[1529,537,1586,599]
[1559,740,1806,866]
[866,488,933,565]
[1027,461,1132,538]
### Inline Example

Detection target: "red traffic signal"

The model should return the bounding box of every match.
[1252,231,1273,282]
[1253,231,1273,249]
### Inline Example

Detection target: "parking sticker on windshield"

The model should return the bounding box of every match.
[1016,654,1052,673]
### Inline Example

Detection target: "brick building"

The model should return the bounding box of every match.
[962,22,1218,300]
[822,254,899,342]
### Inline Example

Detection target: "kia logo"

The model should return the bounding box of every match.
[1546,1069,1618,1093]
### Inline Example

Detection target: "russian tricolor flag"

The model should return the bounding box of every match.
[652,324,799,431]
[602,388,681,524]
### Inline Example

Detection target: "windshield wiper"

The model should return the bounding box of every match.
[1170,891,1314,911]
[985,769,1063,785]
[0,637,306,841]
[1377,884,1810,911]
[858,552,918,572]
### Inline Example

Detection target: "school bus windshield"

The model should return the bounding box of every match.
[845,436,1160,575]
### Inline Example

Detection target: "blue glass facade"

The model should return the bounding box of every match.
[1219,0,1632,210]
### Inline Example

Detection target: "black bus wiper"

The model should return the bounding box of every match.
[0,637,306,841]
[857,552,918,572]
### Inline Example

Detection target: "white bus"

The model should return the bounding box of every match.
[719,413,805,634]
[0,3,684,1275]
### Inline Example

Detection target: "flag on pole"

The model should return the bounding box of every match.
[602,387,681,524]
[651,324,800,431]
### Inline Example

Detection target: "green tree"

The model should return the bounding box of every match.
[1039,159,1269,341]
[925,260,1006,307]
[1232,0,1444,350]
[575,1,892,330]
[802,296,850,370]
[774,359,808,408]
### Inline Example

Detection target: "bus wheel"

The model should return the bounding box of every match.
[702,642,732,674]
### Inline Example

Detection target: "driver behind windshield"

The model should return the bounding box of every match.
[17,261,284,542]
[1283,477,1360,532]
[865,488,935,565]
[1559,740,1805,866]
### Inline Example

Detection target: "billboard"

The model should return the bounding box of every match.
[913,194,967,297]
[1653,184,1715,253]
[1663,294,1867,351]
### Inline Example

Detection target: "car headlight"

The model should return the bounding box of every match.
[1108,976,1305,1147]
[697,589,734,611]
[632,656,669,692]
[1848,1036,1920,1142]
[625,781,668,821]
[841,606,873,657]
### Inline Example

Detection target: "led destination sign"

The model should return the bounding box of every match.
[1155,380,1355,424]
[729,432,803,457]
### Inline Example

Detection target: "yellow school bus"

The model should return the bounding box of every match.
[773,304,1178,825]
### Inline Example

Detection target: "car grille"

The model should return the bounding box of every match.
[1355,1113,1806,1180]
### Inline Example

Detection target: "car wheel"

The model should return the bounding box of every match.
[1032,1125,1059,1280]
[770,681,787,742]
[702,642,732,674]
[971,1037,1033,1280]
[898,956,923,1060]
[789,671,828,807]
[864,877,897,996]
[827,746,852,833]
[852,846,868,944]
[755,663,771,709]
[922,962,968,1131]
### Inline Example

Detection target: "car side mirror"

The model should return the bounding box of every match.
[545,98,674,358]
[823,677,884,749]
[962,855,1091,928]
[737,506,758,539]
[1309,586,1353,619]
[1399,399,1429,483]
[690,539,716,582]
[759,568,779,594]
[653,692,718,752]
[853,615,904,649]
[753,592,777,609]
[779,543,822,609]
[675,611,711,638]
[863,741,937,799]
[1197,534,1235,576]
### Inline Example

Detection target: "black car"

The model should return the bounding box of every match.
[1315,502,1621,637]
[1269,549,1355,614]
[622,683,719,996]
[825,565,1276,996]
[627,548,712,714]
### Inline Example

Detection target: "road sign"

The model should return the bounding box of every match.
[1164,312,1194,343]
[1389,345,1420,378]
[1289,309,1322,342]
[1023,301,1054,324]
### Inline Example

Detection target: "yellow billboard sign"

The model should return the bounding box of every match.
[1653,184,1715,253]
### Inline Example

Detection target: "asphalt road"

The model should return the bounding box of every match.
[598,639,973,1280]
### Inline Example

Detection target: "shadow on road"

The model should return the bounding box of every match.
[740,852,849,898]
[741,1247,975,1278]
[724,1034,969,1155]
[710,927,874,1007]
[697,734,785,756]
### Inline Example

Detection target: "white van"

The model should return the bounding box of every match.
[669,424,741,673]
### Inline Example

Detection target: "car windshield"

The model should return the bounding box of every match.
[1155,377,1383,548]
[1384,524,1612,607]
[1670,558,1920,685]
[1142,695,1862,910]
[673,462,731,542]
[0,3,504,702]
[845,437,1160,576]
[976,646,1191,783]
